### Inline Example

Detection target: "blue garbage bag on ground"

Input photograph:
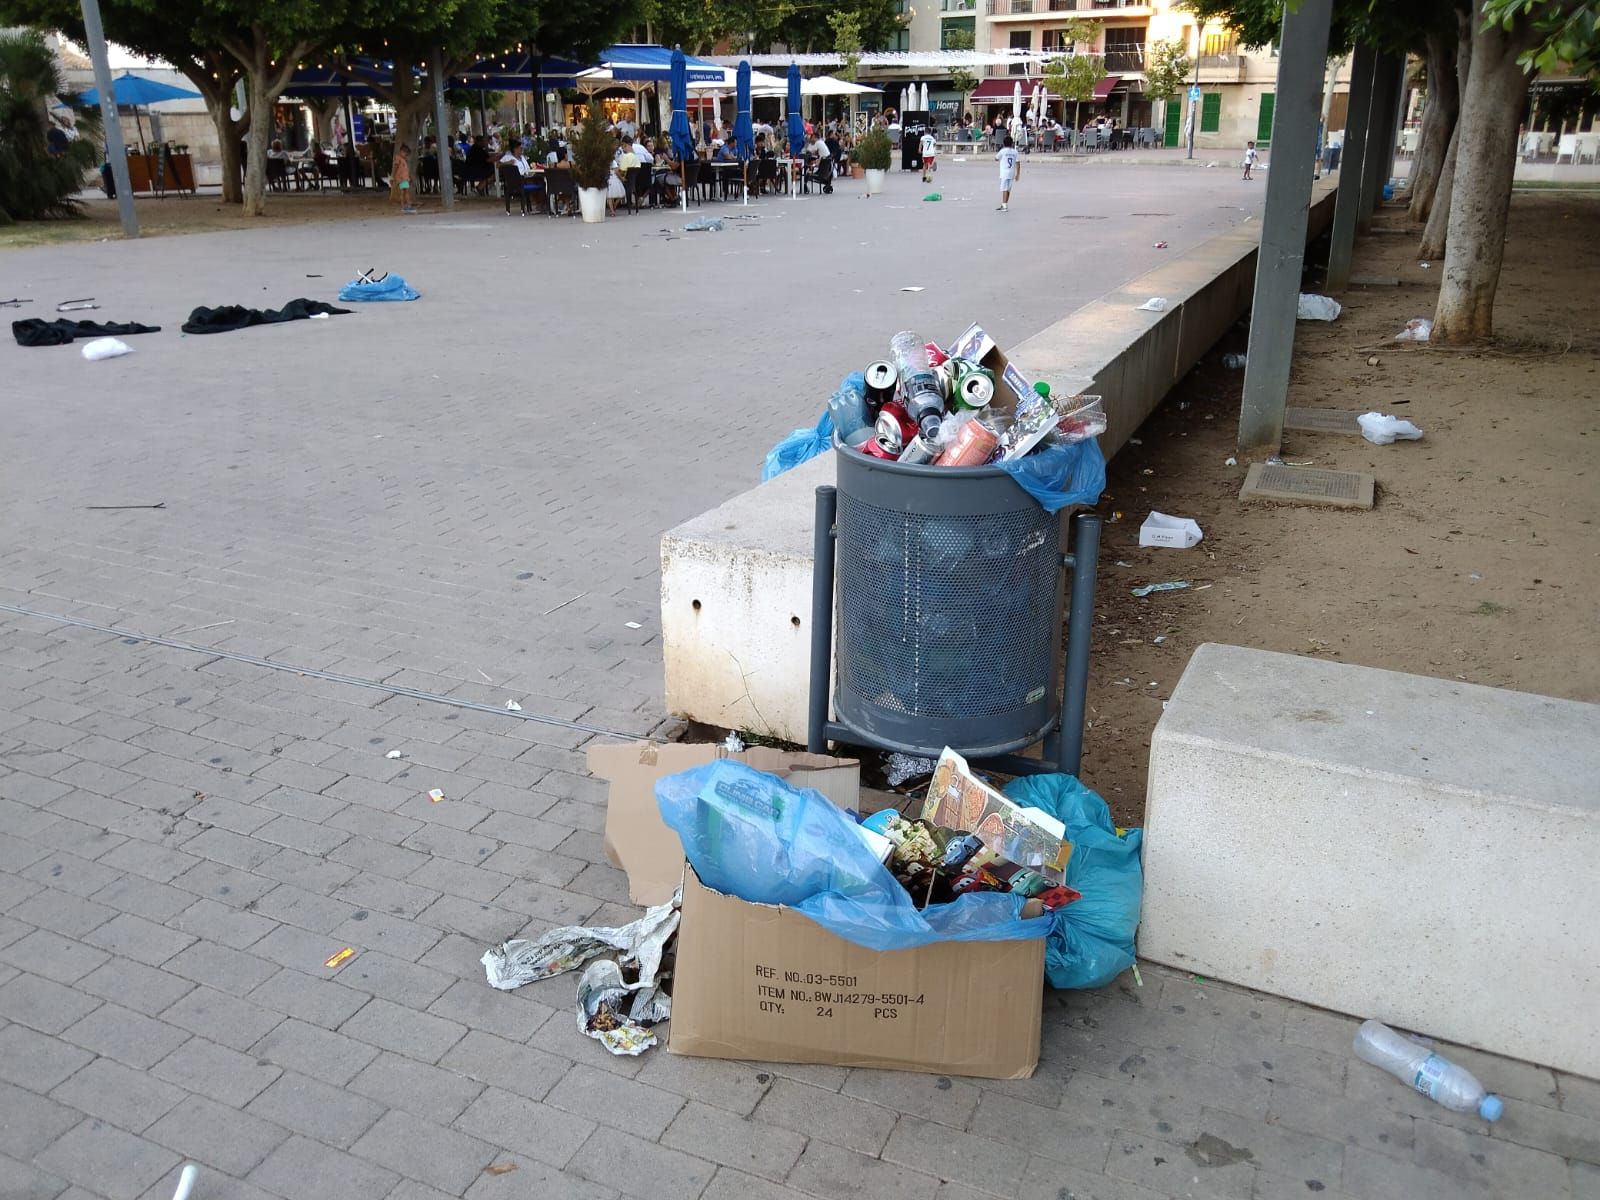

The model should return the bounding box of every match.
[338,274,420,302]
[1002,773,1142,989]
[656,760,1051,951]
[994,437,1106,513]
[761,410,834,482]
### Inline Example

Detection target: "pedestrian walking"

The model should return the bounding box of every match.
[996,134,1020,211]
[1243,140,1259,180]
[919,127,937,183]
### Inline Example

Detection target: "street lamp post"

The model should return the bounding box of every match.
[1186,28,1200,160]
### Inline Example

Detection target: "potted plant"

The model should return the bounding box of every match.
[569,103,615,222]
[856,126,891,194]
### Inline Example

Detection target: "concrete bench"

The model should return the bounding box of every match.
[659,189,1337,742]
[1142,643,1600,1077]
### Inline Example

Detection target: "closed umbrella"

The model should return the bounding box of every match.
[919,82,929,113]
[669,47,695,211]
[735,61,754,204]
[1012,81,1022,122]
[786,62,804,196]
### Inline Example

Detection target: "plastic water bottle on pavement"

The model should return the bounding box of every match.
[1352,1019,1504,1121]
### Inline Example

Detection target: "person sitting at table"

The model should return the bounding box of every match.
[635,136,656,166]
[655,142,681,204]
[714,138,739,164]
[461,135,491,194]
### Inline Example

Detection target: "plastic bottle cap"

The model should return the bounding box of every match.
[1033,381,1051,398]
[1478,1095,1504,1122]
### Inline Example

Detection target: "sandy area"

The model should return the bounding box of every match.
[1079,191,1600,825]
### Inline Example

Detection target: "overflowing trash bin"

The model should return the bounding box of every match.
[786,324,1107,775]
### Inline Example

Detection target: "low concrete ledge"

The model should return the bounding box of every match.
[1143,643,1600,1077]
[661,189,1336,741]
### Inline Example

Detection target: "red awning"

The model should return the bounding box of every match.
[1092,75,1123,100]
[971,76,1040,102]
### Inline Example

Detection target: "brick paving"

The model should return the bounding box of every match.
[2,164,1597,1199]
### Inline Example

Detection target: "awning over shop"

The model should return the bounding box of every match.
[970,76,1041,102]
[599,44,722,83]
[1093,75,1122,100]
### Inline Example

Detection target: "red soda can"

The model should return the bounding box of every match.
[877,401,916,446]
[925,342,949,368]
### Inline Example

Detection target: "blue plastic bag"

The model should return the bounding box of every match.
[338,274,420,302]
[656,760,1050,951]
[761,411,834,482]
[1002,773,1142,989]
[994,437,1106,513]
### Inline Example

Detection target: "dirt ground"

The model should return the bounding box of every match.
[1078,190,1600,825]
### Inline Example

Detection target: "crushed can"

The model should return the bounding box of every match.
[933,419,999,467]
[897,435,936,465]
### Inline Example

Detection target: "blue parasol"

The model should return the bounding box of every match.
[669,47,695,164]
[734,62,754,160]
[79,72,200,107]
[786,62,804,156]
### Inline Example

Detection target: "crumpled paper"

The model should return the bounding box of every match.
[482,894,680,1056]
[885,752,937,788]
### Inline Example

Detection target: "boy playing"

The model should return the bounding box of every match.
[393,143,416,212]
[996,134,1020,211]
[1243,140,1258,180]
[919,128,937,183]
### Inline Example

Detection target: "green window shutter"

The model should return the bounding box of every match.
[1256,92,1275,146]
[1164,101,1181,146]
[1201,92,1221,133]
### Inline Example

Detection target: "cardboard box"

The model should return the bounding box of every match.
[670,867,1045,1079]
[948,321,1036,419]
[587,741,860,907]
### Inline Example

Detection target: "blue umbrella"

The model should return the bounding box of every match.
[734,62,754,160]
[669,47,695,165]
[79,72,200,108]
[786,62,804,158]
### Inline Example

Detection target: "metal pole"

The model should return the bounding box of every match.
[340,77,357,191]
[79,0,137,235]
[1325,42,1377,290]
[1313,54,1342,179]
[1186,30,1200,160]
[806,485,838,756]
[1358,53,1399,232]
[1236,0,1335,457]
[432,53,455,209]
[1053,512,1101,777]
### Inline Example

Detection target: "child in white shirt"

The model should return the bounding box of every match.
[996,135,1020,211]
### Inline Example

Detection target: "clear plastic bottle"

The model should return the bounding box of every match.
[889,330,947,440]
[827,374,870,443]
[1352,1020,1503,1121]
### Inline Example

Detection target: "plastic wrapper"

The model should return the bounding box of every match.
[81,337,132,360]
[884,751,937,787]
[1296,293,1342,321]
[761,410,834,482]
[1358,412,1424,445]
[994,438,1107,514]
[656,760,1051,952]
[338,274,420,302]
[826,372,869,442]
[1395,318,1433,342]
[1002,774,1144,990]
[481,896,680,990]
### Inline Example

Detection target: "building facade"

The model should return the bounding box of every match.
[863,0,1351,147]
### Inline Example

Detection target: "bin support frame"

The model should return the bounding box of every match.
[807,484,1102,779]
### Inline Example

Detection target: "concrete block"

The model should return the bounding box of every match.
[1143,643,1600,1076]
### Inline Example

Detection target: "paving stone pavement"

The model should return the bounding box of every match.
[2,167,1597,1200]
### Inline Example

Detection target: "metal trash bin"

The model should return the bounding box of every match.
[808,442,1101,775]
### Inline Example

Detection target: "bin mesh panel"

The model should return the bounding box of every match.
[835,492,1058,721]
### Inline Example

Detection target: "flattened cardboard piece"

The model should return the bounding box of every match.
[669,867,1044,1080]
[587,742,860,906]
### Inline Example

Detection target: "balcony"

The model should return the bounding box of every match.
[940,0,977,11]
[1197,53,1246,81]
[1103,46,1145,72]
[986,0,1094,16]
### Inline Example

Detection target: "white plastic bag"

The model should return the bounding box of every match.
[1296,294,1342,321]
[1136,297,1169,312]
[1394,318,1432,342]
[81,337,133,360]
[1139,512,1204,549]
[1358,412,1424,445]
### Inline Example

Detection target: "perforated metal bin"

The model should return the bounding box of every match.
[807,441,1101,776]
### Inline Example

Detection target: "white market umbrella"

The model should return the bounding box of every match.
[1012,81,1022,121]
[919,82,929,112]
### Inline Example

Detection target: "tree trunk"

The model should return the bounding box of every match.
[240,68,273,216]
[1431,14,1545,342]
[1407,31,1458,222]
[1418,120,1457,260]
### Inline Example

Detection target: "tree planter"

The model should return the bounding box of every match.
[864,168,886,195]
[578,187,607,223]
[850,162,864,179]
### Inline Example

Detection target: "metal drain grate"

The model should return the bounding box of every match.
[1283,407,1364,434]
[1240,463,1375,509]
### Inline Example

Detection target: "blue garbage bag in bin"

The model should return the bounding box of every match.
[761,410,834,482]
[1003,773,1143,989]
[656,760,1051,952]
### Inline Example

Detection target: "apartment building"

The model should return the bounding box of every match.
[869,0,1349,146]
